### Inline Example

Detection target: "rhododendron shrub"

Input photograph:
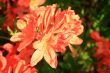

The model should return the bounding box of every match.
[0,0,84,72]
[90,31,110,73]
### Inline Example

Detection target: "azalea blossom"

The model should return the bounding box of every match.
[0,43,37,73]
[10,4,83,68]
[1,0,45,31]
[90,31,110,73]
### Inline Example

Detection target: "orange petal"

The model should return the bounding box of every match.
[10,32,22,42]
[44,47,57,68]
[30,49,44,66]
[14,60,25,73]
[17,19,36,51]
[23,67,37,73]
[31,39,48,66]
[0,53,7,70]
[68,44,77,58]
[33,41,42,50]
[3,43,14,54]
[31,34,51,66]
[30,0,46,10]
[77,25,84,35]
[17,19,27,30]
[69,36,83,45]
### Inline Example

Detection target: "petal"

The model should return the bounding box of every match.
[10,32,22,42]
[43,4,56,33]
[31,37,49,66]
[18,46,34,64]
[17,38,35,52]
[30,0,46,10]
[24,67,37,73]
[17,19,36,51]
[33,34,51,50]
[54,11,66,32]
[31,34,51,66]
[14,60,25,73]
[30,49,44,66]
[3,43,14,54]
[17,0,30,7]
[69,36,83,45]
[44,47,57,68]
[77,25,84,35]
[0,55,7,70]
[7,66,12,73]
[33,41,42,50]
[17,19,27,30]
[68,44,77,58]
[90,31,101,41]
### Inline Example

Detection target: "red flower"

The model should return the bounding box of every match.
[91,31,110,73]
[90,31,101,41]
[0,43,37,73]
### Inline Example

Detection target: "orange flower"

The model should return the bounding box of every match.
[10,4,83,68]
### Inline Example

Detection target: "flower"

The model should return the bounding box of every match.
[10,4,83,68]
[90,31,110,73]
[0,43,37,73]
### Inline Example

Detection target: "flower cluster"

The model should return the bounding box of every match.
[0,0,83,72]
[0,43,37,73]
[90,31,110,73]
[10,4,83,68]
[1,0,45,31]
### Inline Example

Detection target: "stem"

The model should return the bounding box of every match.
[0,36,10,41]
